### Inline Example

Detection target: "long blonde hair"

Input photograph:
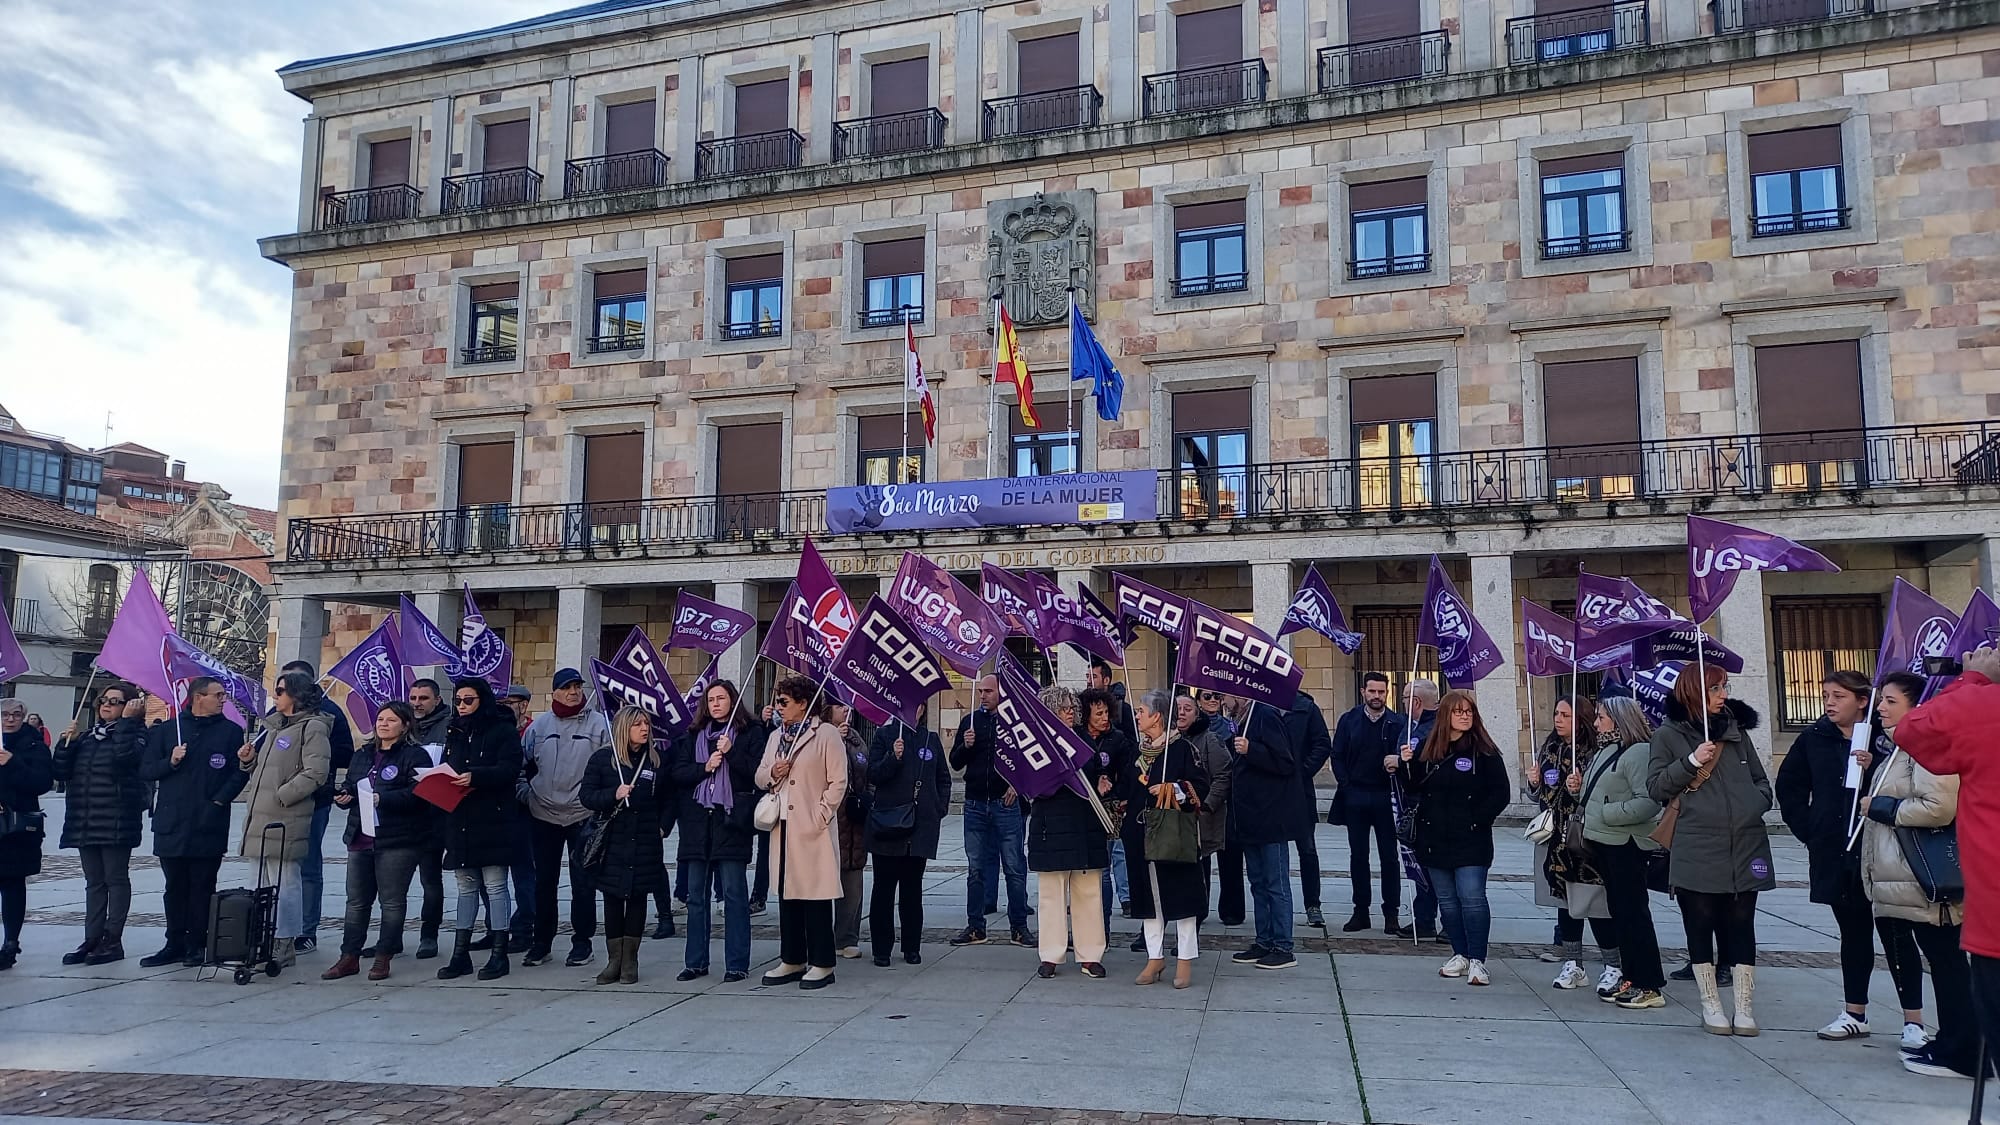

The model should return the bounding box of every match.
[611,706,659,770]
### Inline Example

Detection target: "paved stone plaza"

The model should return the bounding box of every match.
[0,808,1987,1124]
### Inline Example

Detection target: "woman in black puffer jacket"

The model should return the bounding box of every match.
[52,683,147,965]
[1029,687,1110,980]
[865,706,950,968]
[323,701,435,982]
[581,706,673,985]
[436,677,523,983]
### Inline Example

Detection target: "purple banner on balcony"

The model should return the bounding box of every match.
[824,471,1159,534]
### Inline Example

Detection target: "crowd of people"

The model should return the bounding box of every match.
[1,646,1996,1086]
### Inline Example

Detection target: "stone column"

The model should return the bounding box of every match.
[272,594,327,675]
[1979,535,2000,597]
[1464,553,1521,796]
[1460,0,1497,72]
[714,580,759,689]
[295,115,322,232]
[425,96,453,215]
[1713,569,1773,762]
[809,33,837,164]
[1276,0,1310,97]
[953,9,983,145]
[555,586,604,677]
[1055,569,1094,689]
[1252,561,1293,644]
[674,55,702,181]
[1107,0,1138,122]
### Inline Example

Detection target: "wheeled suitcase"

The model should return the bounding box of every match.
[201,821,286,985]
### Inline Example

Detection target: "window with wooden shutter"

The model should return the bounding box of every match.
[1350,374,1436,510]
[855,413,925,484]
[1754,340,1865,490]
[860,239,925,328]
[870,58,929,116]
[1176,5,1244,70]
[1172,389,1251,519]
[456,442,515,507]
[1173,200,1249,297]
[367,138,410,188]
[1542,358,1641,500]
[482,119,530,170]
[722,254,785,340]
[1348,178,1429,279]
[716,422,784,539]
[734,79,790,135]
[582,432,645,539]
[1346,0,1423,82]
[590,269,647,352]
[1748,127,1848,236]
[465,282,519,363]
[1017,32,1080,93]
[603,99,656,155]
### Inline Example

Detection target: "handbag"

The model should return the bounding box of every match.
[755,722,805,834]
[1647,754,1716,849]
[0,808,45,839]
[1562,744,1634,859]
[867,741,924,843]
[1140,738,1201,864]
[577,754,628,875]
[1524,809,1557,845]
[1896,824,1964,904]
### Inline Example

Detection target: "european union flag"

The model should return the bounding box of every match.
[1068,298,1124,422]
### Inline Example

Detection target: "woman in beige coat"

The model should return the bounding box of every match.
[239,670,332,966]
[1860,672,1979,1080]
[755,675,849,990]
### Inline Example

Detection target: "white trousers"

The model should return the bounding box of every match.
[1143,915,1199,961]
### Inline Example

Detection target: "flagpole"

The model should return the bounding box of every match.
[901,306,912,481]
[989,295,1000,480]
[1843,684,1877,844]
[1066,292,1078,476]
[1695,623,1710,745]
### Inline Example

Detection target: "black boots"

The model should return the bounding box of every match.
[436,930,476,980]
[417,923,440,960]
[477,932,510,981]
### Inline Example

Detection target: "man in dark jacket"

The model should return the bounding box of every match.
[950,674,1031,947]
[1399,679,1441,940]
[137,678,248,967]
[1292,690,1336,928]
[1330,673,1409,934]
[402,678,463,956]
[1228,695,1305,969]
[282,660,354,954]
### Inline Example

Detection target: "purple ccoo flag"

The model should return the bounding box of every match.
[1277,565,1364,655]
[1175,598,1303,706]
[980,564,1044,640]
[991,651,1093,800]
[829,596,950,726]
[0,598,26,686]
[1110,571,1188,647]
[887,553,1003,678]
[609,625,668,690]
[1416,557,1505,685]
[1924,589,2000,698]
[328,617,408,731]
[1688,515,1839,624]
[1876,578,1959,687]
[1604,662,1685,728]
[164,635,268,720]
[681,654,723,717]
[667,592,757,655]
[591,658,689,730]
[459,587,513,694]
[1075,585,1128,664]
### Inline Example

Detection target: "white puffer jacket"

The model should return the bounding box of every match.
[1860,739,1962,927]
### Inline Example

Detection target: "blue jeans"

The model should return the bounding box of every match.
[300,801,333,939]
[964,798,1028,932]
[1427,865,1492,962]
[682,857,750,974]
[1243,842,1294,955]
[1109,839,1130,903]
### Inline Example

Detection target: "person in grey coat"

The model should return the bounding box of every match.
[518,667,612,967]
[1648,664,1774,1038]
[240,671,335,968]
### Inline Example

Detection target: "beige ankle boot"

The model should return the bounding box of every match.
[1692,964,1730,1035]
[1731,966,1758,1036]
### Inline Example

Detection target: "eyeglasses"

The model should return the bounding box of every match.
[454,695,480,706]
[1199,692,1221,702]
[773,697,795,708]
[273,686,288,698]
[99,697,126,708]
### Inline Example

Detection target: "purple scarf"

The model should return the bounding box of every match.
[696,726,735,811]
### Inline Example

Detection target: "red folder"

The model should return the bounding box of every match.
[414,771,468,813]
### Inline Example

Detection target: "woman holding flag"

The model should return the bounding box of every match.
[1122,690,1211,989]
[865,703,949,968]
[755,676,849,990]
[1028,686,1108,980]
[580,706,670,985]
[671,680,764,983]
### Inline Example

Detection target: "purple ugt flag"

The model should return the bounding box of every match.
[1110,571,1188,647]
[1924,589,2000,699]
[591,658,690,730]
[98,568,177,701]
[0,598,26,686]
[164,634,268,720]
[459,586,513,694]
[980,563,1044,640]
[1572,572,1687,666]
[1522,599,1639,677]
[1277,565,1365,655]
[1026,574,1124,667]
[667,592,756,655]
[609,625,668,690]
[1416,556,1505,685]
[887,553,1003,679]
[1687,515,1838,624]
[1176,598,1303,707]
[991,650,1093,800]
[1877,578,1959,686]
[328,617,407,731]
[398,595,464,676]
[829,596,950,726]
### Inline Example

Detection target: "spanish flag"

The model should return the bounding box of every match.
[905,319,937,445]
[993,298,1039,429]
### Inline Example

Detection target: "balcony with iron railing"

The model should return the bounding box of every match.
[318,185,421,229]
[1506,1,1651,65]
[459,342,518,365]
[564,150,670,197]
[1318,30,1450,92]
[586,330,646,354]
[983,86,1103,140]
[1349,251,1432,280]
[834,109,949,160]
[1752,205,1851,238]
[1712,0,1872,33]
[282,422,1998,564]
[441,167,542,214]
[696,130,805,179]
[1541,229,1631,259]
[1142,60,1269,118]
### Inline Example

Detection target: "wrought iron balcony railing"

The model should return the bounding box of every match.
[1541,230,1631,259]
[1752,206,1851,238]
[586,331,645,354]
[983,86,1103,140]
[459,343,517,365]
[1172,271,1250,298]
[1712,0,1872,33]
[1349,252,1432,280]
[1506,1,1651,65]
[441,168,542,214]
[319,185,421,228]
[564,150,670,197]
[1142,59,1269,118]
[695,130,805,179]
[283,423,1995,564]
[833,109,949,161]
[721,318,783,341]
[858,306,925,329]
[1318,30,1450,92]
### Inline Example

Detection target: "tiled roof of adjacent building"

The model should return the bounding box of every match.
[0,487,179,548]
[281,0,693,72]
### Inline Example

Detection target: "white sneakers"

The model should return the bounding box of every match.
[1552,960,1590,990]
[1439,954,1469,978]
[1817,1011,1870,1041]
[1903,1022,1934,1051]
[1596,964,1624,996]
[1468,960,1490,986]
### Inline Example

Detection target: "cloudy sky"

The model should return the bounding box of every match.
[0,0,549,508]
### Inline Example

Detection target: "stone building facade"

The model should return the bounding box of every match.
[264,0,2000,790]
